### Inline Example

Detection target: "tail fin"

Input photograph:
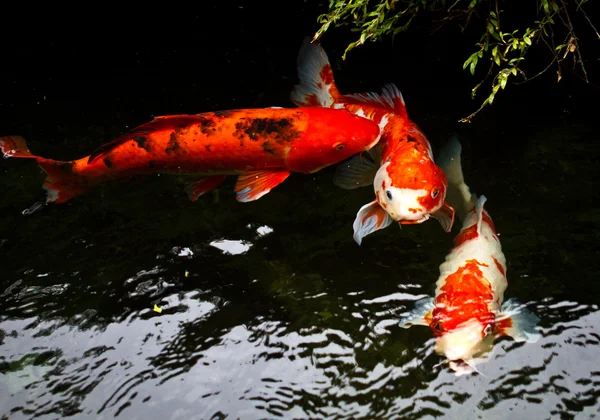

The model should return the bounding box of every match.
[1,136,89,204]
[1,136,33,159]
[436,134,477,222]
[290,37,341,107]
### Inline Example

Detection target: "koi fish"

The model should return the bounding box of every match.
[0,107,382,204]
[398,136,540,376]
[290,38,455,245]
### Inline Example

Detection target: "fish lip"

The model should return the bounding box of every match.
[398,214,430,225]
[448,359,476,376]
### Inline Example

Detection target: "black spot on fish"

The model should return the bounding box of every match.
[205,144,212,152]
[262,141,276,155]
[104,157,114,169]
[199,118,216,136]
[165,133,182,155]
[407,135,417,143]
[235,118,300,144]
[133,136,150,151]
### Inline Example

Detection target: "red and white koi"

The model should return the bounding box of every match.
[0,107,381,205]
[290,38,455,245]
[399,137,540,375]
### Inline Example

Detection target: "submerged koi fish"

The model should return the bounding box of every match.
[0,107,382,204]
[399,137,540,376]
[290,38,455,245]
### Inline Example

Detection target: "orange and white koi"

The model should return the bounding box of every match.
[290,38,455,245]
[399,137,540,375]
[0,107,381,204]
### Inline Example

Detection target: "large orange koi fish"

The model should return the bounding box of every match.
[290,38,455,245]
[1,107,381,204]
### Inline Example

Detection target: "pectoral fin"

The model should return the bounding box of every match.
[235,170,290,202]
[333,150,380,190]
[398,297,435,329]
[184,175,227,202]
[432,201,455,233]
[497,298,541,343]
[353,200,393,245]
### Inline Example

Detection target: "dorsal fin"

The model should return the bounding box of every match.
[87,115,204,164]
[346,84,406,116]
[290,37,340,107]
[475,195,487,234]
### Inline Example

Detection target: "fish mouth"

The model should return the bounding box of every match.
[397,214,430,225]
[448,359,477,376]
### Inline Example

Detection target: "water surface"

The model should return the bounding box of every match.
[1,111,599,418]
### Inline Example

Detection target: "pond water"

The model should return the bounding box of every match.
[1,5,600,419]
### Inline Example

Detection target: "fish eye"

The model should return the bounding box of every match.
[386,190,393,200]
[484,324,493,335]
[334,143,345,150]
[431,189,439,199]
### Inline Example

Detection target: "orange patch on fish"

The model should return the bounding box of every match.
[432,259,494,333]
[454,224,479,247]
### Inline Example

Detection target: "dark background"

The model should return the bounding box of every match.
[1,2,598,160]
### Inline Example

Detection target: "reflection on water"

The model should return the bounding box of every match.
[1,118,599,418]
[209,239,253,255]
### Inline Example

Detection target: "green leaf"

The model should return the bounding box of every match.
[524,36,532,45]
[500,75,508,89]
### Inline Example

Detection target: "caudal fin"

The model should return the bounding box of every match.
[290,37,341,108]
[436,134,477,222]
[1,136,33,159]
[1,136,89,204]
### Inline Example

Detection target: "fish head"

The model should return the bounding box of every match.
[294,113,381,173]
[374,159,453,230]
[434,318,495,374]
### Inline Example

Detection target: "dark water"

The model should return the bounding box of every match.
[2,4,600,419]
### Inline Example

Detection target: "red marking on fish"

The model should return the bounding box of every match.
[319,64,335,86]
[481,211,497,235]
[432,259,495,334]
[492,256,505,276]
[454,224,479,247]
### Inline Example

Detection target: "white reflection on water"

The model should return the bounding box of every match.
[256,225,274,237]
[209,239,252,255]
